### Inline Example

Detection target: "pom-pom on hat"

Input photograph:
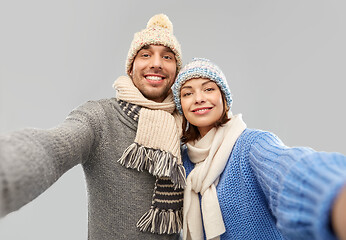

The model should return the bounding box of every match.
[173,58,232,114]
[126,14,182,76]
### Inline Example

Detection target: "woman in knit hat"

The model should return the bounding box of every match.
[173,58,346,240]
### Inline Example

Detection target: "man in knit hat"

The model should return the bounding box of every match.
[0,14,184,240]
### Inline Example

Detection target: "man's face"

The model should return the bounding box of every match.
[130,45,177,102]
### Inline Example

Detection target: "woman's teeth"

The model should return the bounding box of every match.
[194,108,210,112]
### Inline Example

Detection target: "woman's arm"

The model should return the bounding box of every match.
[247,130,346,239]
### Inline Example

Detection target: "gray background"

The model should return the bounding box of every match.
[0,0,345,239]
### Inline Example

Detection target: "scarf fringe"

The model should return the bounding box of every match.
[136,207,183,234]
[118,143,186,188]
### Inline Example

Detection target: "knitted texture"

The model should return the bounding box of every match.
[173,58,232,114]
[113,76,185,234]
[118,100,141,121]
[0,99,181,240]
[126,14,182,76]
[113,76,185,186]
[118,101,184,234]
[183,128,346,240]
[183,115,246,240]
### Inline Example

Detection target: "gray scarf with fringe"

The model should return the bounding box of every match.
[113,76,186,234]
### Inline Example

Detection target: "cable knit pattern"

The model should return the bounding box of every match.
[183,128,346,240]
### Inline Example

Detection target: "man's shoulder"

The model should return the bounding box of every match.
[65,98,119,121]
[82,97,117,107]
[76,98,139,129]
[74,98,118,112]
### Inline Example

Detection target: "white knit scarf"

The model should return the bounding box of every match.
[183,114,246,240]
[113,76,186,234]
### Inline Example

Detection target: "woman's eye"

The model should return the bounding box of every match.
[205,88,215,92]
[163,55,172,60]
[182,92,192,97]
[142,53,150,57]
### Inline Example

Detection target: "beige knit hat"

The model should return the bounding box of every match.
[126,14,182,76]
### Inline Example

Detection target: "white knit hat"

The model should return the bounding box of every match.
[126,14,182,75]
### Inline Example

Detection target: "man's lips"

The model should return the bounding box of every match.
[191,107,213,115]
[144,74,165,83]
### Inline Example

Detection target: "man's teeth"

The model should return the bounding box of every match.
[146,76,163,81]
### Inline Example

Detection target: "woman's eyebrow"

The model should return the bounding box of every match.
[201,80,214,86]
[181,80,214,90]
[181,85,192,89]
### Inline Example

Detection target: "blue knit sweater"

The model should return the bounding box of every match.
[183,128,346,240]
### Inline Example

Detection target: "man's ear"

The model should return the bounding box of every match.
[129,66,134,77]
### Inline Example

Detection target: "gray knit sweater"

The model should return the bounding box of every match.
[0,98,180,240]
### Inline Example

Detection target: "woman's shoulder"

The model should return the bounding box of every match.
[238,128,276,139]
[237,128,283,146]
[231,128,284,158]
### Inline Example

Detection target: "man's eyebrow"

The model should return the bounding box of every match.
[139,45,174,54]
[141,45,150,50]
[163,46,174,54]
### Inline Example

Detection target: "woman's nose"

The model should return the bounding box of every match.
[194,91,206,104]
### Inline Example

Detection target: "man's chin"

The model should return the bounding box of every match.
[143,91,168,102]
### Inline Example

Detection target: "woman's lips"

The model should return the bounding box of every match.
[192,107,213,115]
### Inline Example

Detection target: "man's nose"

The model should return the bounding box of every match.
[150,54,162,70]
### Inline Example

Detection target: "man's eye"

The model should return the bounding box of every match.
[163,55,172,60]
[142,53,150,57]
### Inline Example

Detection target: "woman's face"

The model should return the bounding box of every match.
[180,78,224,137]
